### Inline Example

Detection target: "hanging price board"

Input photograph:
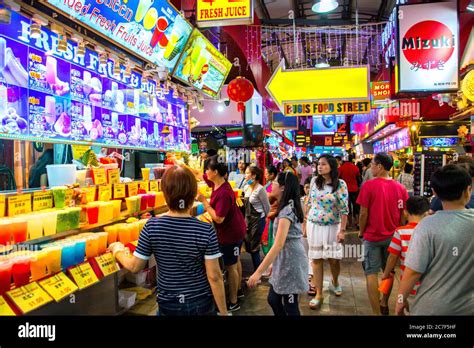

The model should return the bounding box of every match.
[127,182,138,197]
[139,181,149,192]
[113,184,126,199]
[92,168,107,185]
[94,253,119,277]
[38,272,78,302]
[8,194,32,217]
[108,168,120,184]
[149,181,159,192]
[33,191,53,212]
[83,187,97,203]
[6,282,53,314]
[0,195,5,218]
[0,295,16,316]
[69,262,99,290]
[98,185,112,201]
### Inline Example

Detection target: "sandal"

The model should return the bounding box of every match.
[331,281,343,296]
[309,298,322,310]
[380,305,389,316]
[308,286,316,296]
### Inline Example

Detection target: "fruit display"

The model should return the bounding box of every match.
[0,37,28,88]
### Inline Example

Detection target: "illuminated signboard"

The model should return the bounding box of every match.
[284,100,370,117]
[0,11,190,151]
[173,29,232,98]
[397,2,459,92]
[45,0,193,71]
[196,0,253,27]
[420,137,458,147]
[373,128,410,153]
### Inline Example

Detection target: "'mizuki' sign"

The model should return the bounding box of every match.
[397,2,459,92]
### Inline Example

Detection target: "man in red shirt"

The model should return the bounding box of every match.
[338,156,361,229]
[357,152,408,315]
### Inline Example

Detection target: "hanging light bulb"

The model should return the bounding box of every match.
[99,52,108,66]
[51,23,64,35]
[30,23,41,39]
[312,0,339,13]
[76,41,85,58]
[162,125,171,134]
[112,56,121,77]
[57,35,68,52]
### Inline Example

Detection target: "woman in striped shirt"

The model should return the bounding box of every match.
[108,165,228,316]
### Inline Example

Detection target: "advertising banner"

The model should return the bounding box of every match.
[173,29,232,98]
[45,0,193,71]
[397,2,459,92]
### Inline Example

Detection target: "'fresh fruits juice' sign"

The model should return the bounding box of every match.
[46,0,193,71]
[397,2,459,92]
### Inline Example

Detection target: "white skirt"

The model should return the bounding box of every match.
[307,221,343,260]
[301,237,313,276]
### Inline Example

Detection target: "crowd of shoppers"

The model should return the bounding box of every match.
[108,151,473,317]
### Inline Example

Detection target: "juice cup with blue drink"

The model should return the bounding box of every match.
[73,238,86,265]
[61,242,76,270]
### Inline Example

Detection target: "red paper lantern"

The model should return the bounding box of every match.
[227,77,254,112]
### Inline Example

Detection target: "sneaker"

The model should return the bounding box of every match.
[332,281,342,296]
[237,289,245,299]
[227,302,241,312]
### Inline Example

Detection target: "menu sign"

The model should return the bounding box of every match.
[0,11,190,151]
[45,0,193,71]
[173,29,232,98]
[397,2,459,92]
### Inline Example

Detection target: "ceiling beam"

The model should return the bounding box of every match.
[261,18,358,26]
[376,0,388,21]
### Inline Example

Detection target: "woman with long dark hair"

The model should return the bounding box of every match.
[247,172,308,316]
[243,165,271,271]
[307,154,349,309]
[282,158,296,175]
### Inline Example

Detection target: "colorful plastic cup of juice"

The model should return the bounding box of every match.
[111,200,122,218]
[104,225,118,246]
[52,186,67,209]
[138,219,148,233]
[138,195,147,211]
[56,211,71,233]
[85,235,99,259]
[73,238,86,264]
[96,232,108,254]
[147,193,156,208]
[61,242,76,270]
[155,192,165,207]
[0,259,12,294]
[125,197,136,215]
[104,202,114,222]
[378,276,394,295]
[68,208,81,230]
[43,246,62,274]
[86,205,99,225]
[129,222,140,241]
[116,223,131,245]
[12,256,31,288]
[42,211,58,236]
[30,251,49,281]
[141,168,150,181]
[11,218,28,244]
[0,220,11,246]
[27,216,44,241]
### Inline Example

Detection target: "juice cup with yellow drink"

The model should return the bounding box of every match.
[27,216,44,240]
[42,246,62,274]
[96,232,108,254]
[111,200,122,218]
[141,168,150,181]
[116,223,131,245]
[42,211,58,236]
[30,251,50,281]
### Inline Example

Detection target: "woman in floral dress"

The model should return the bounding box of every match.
[307,154,349,309]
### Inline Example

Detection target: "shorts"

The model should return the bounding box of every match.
[219,242,242,266]
[362,237,391,275]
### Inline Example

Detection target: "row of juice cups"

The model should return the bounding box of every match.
[0,219,149,294]
[0,209,80,246]
[125,193,165,214]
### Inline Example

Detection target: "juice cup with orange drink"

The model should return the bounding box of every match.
[30,251,50,281]
[0,220,11,246]
[96,232,108,254]
[116,223,131,245]
[111,200,122,218]
[11,218,27,244]
[104,225,118,245]
[85,235,100,259]
[129,222,140,241]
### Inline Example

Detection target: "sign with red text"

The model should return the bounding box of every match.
[196,0,253,27]
[397,2,459,92]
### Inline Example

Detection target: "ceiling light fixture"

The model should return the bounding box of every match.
[50,22,63,35]
[30,23,41,39]
[467,0,474,11]
[113,58,121,77]
[76,41,85,58]
[99,52,108,66]
[57,35,67,52]
[312,0,339,13]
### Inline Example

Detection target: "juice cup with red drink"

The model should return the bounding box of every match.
[11,218,27,244]
[12,256,31,288]
[0,259,12,294]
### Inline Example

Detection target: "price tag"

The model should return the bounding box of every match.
[94,253,119,277]
[72,145,90,161]
[69,262,99,290]
[108,168,120,184]
[0,295,16,316]
[149,181,158,192]
[92,168,107,185]
[38,272,78,302]
[98,184,112,201]
[8,194,32,217]
[0,195,5,218]
[139,181,149,191]
[113,184,126,199]
[33,191,53,212]
[83,187,97,203]
[6,282,53,314]
[127,182,138,197]
[64,189,74,207]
